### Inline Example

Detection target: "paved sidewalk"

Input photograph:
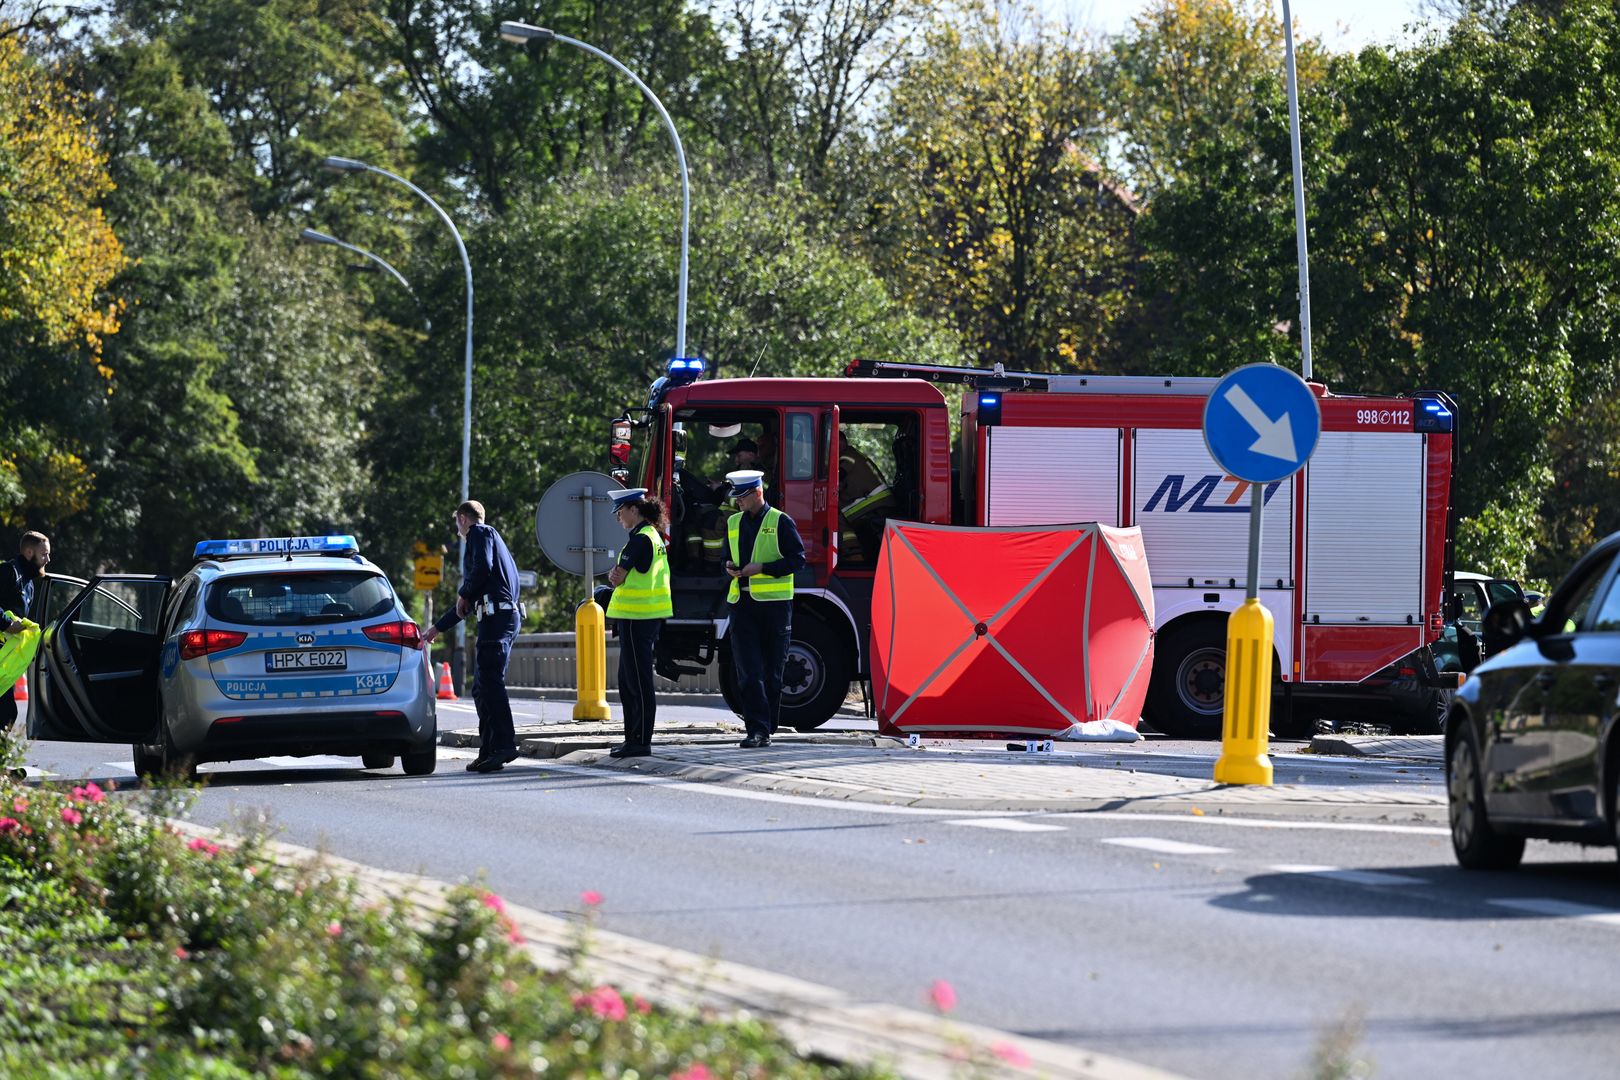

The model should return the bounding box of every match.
[1309,733,1445,764]
[441,715,1448,823]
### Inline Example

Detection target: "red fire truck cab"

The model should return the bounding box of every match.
[613,358,1458,737]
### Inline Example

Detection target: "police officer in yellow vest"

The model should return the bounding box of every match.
[605,488,674,758]
[724,469,806,748]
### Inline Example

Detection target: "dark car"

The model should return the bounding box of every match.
[1446,534,1620,869]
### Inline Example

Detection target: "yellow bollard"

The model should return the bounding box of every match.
[1213,598,1274,786]
[573,599,611,721]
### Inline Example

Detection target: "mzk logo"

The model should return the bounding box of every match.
[1141,474,1284,514]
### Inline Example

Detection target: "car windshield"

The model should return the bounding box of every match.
[1486,580,1523,606]
[206,571,395,626]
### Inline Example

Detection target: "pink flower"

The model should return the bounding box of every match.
[187,837,219,857]
[633,995,651,1015]
[13,798,28,812]
[928,979,957,1013]
[481,891,506,915]
[671,1066,712,1080]
[0,817,18,833]
[491,1032,511,1052]
[82,782,105,804]
[992,1042,1032,1067]
[505,922,525,945]
[572,984,628,1021]
[326,921,342,938]
[580,889,603,907]
[174,946,190,959]
[60,807,83,826]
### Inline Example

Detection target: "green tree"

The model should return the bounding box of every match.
[0,26,127,531]
[386,0,729,213]
[1311,1,1620,577]
[873,4,1138,372]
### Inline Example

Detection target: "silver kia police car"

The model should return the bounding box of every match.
[26,535,437,779]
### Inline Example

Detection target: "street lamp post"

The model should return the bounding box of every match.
[300,227,417,297]
[498,21,691,360]
[1280,0,1313,381]
[322,156,475,691]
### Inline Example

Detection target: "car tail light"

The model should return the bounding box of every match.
[180,629,248,660]
[1428,612,1444,633]
[364,621,422,649]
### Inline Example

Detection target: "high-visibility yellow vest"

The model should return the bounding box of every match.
[728,507,794,603]
[607,525,673,619]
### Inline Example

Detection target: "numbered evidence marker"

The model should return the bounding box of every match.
[1202,364,1320,787]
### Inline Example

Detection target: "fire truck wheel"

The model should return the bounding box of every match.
[782,616,852,732]
[1144,620,1227,740]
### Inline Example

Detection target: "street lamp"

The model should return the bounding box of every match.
[1280,0,1313,380]
[323,155,475,689]
[300,227,417,297]
[498,20,691,361]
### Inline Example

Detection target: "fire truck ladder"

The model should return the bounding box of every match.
[842,358,1224,396]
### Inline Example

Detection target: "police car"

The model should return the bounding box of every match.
[26,535,437,780]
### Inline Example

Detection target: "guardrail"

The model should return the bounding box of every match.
[505,632,723,693]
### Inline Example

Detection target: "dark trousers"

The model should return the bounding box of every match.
[729,594,792,738]
[617,618,663,748]
[0,685,15,730]
[473,610,519,755]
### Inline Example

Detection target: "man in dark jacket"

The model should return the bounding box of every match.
[0,531,51,730]
[422,502,521,773]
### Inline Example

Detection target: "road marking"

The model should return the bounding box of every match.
[943,817,1067,832]
[258,754,365,769]
[1271,864,1425,886]
[1487,898,1620,927]
[1101,837,1231,855]
[1046,811,1449,837]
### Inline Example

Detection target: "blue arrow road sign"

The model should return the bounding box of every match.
[1202,364,1321,484]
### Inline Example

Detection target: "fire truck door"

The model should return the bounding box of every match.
[818,406,840,576]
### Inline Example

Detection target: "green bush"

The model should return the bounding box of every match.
[0,737,891,1080]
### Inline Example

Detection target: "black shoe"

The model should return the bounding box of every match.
[738,735,769,749]
[464,756,490,772]
[473,748,519,773]
[609,744,651,758]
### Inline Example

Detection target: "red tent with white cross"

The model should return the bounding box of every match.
[870,521,1154,738]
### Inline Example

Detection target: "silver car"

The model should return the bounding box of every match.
[26,535,437,779]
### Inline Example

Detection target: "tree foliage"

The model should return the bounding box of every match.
[874,4,1138,371]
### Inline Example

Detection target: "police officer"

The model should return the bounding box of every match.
[723,470,805,747]
[604,488,673,758]
[423,501,521,773]
[0,531,49,731]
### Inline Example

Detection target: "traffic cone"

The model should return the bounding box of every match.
[435,662,456,700]
[12,675,26,702]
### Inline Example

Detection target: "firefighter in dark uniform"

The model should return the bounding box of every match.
[0,531,50,732]
[423,500,522,773]
[723,470,805,747]
[604,488,673,758]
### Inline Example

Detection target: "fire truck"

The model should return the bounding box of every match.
[608,357,1458,738]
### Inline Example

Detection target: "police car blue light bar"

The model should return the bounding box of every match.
[193,535,359,559]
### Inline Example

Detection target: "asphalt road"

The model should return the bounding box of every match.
[17,717,1620,1080]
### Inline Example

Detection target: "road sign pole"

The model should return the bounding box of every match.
[1203,364,1320,787]
[1215,484,1275,786]
[574,485,610,721]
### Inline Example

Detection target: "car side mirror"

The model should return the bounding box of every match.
[1481,598,1533,655]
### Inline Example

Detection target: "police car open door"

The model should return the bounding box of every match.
[28,575,169,744]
